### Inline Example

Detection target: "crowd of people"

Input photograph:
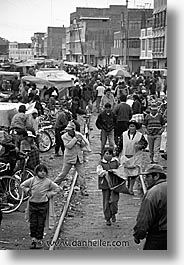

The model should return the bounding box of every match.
[0,65,167,250]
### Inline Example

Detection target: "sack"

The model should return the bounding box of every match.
[105,171,129,194]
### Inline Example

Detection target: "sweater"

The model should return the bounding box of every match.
[144,113,165,135]
[20,176,60,203]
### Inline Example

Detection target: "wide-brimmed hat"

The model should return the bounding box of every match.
[65,121,76,130]
[150,102,158,110]
[128,119,139,129]
[142,164,166,177]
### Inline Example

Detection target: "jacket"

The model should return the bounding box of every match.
[133,179,167,240]
[113,102,132,122]
[96,110,116,132]
[96,157,120,189]
[62,131,86,164]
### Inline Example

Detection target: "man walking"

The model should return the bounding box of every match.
[113,94,132,145]
[133,164,167,250]
[95,103,116,155]
[143,102,165,163]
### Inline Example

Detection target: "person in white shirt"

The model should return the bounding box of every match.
[96,82,105,113]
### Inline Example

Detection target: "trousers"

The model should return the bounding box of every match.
[100,129,115,154]
[102,189,119,221]
[29,201,49,240]
[54,161,87,190]
[147,134,161,163]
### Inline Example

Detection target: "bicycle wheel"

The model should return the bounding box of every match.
[39,131,52,152]
[13,168,35,201]
[0,175,24,214]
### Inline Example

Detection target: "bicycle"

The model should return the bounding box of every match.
[0,162,24,214]
[39,120,55,148]
[38,127,52,153]
[12,151,35,201]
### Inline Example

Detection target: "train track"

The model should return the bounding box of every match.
[48,171,78,250]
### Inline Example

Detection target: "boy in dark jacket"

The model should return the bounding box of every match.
[95,103,116,155]
[96,147,120,226]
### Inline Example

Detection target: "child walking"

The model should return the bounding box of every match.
[20,164,60,249]
[96,147,120,226]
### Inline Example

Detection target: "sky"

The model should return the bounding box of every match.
[0,0,153,43]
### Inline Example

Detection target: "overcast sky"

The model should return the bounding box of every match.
[0,0,154,42]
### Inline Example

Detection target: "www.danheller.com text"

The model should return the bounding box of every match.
[47,239,130,248]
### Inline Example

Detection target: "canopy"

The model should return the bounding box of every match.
[84,66,98,73]
[108,64,128,71]
[22,76,55,89]
[0,71,20,78]
[106,69,131,78]
[36,70,75,90]
[0,102,35,127]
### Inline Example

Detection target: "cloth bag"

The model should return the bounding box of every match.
[104,171,129,194]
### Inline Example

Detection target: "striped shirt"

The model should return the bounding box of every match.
[144,113,165,135]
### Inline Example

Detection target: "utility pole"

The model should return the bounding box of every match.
[74,18,84,63]
[123,0,128,66]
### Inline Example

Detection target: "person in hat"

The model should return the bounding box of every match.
[54,121,88,196]
[119,119,148,195]
[133,164,167,250]
[143,102,165,163]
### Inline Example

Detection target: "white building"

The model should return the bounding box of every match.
[9,42,33,61]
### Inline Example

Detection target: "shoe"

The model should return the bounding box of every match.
[30,238,37,249]
[111,215,116,223]
[106,220,111,226]
[36,240,43,249]
[54,153,62,157]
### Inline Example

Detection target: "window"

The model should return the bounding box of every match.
[148,39,152,50]
[142,39,146,50]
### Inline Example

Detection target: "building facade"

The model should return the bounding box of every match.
[152,0,167,68]
[111,8,153,73]
[47,26,66,59]
[140,17,154,68]
[0,37,9,61]
[31,32,45,58]
[67,5,153,72]
[9,42,33,61]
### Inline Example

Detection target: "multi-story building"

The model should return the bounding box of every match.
[47,26,66,59]
[0,37,9,61]
[67,5,153,71]
[111,8,153,72]
[31,32,45,58]
[152,0,167,68]
[9,42,33,61]
[140,17,154,68]
[67,16,111,65]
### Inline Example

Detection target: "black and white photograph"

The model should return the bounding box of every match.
[0,0,177,261]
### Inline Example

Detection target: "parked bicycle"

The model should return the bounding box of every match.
[0,162,24,214]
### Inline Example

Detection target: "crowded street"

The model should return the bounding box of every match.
[0,0,168,256]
